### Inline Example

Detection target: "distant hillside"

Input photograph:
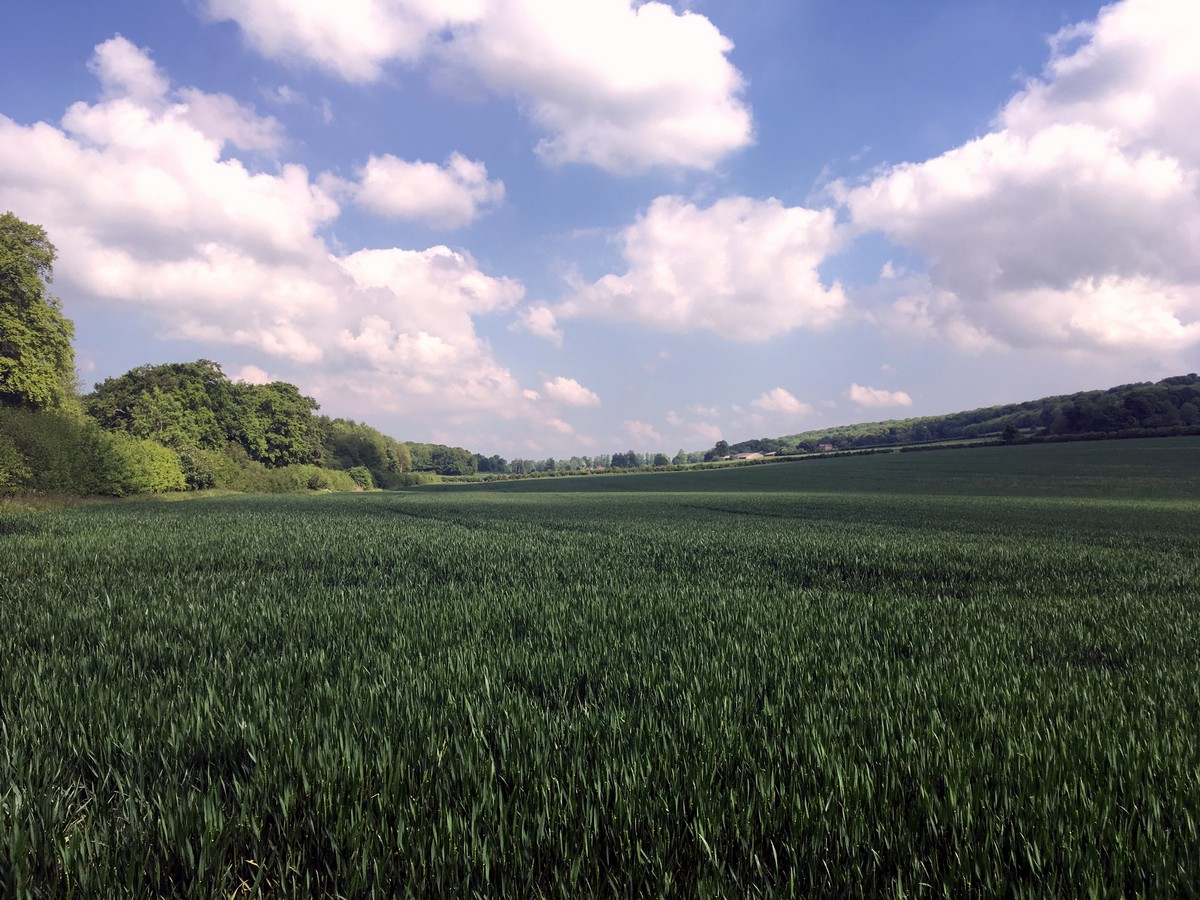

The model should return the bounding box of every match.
[718,374,1200,457]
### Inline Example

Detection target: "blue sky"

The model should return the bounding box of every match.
[2,0,1197,457]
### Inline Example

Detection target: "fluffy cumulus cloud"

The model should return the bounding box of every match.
[540,376,600,407]
[200,0,482,83]
[448,0,751,172]
[202,0,751,173]
[555,196,847,340]
[841,0,1200,355]
[750,388,811,416]
[512,303,563,346]
[623,419,664,445]
[353,152,504,227]
[0,36,542,425]
[848,384,912,408]
[232,364,273,384]
[664,411,721,446]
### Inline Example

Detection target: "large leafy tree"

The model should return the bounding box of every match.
[0,212,75,409]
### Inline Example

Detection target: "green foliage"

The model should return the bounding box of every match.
[0,212,76,410]
[238,381,322,467]
[319,417,410,487]
[85,361,324,468]
[759,373,1200,454]
[0,431,30,492]
[442,437,1200,500]
[2,443,1198,896]
[221,461,359,494]
[86,360,227,447]
[99,433,187,496]
[177,446,241,491]
[407,441,478,476]
[393,470,443,486]
[0,406,109,494]
[347,465,375,489]
[0,406,190,496]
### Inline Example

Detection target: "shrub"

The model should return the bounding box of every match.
[348,466,375,490]
[0,432,30,493]
[393,471,442,486]
[0,407,109,493]
[178,447,241,491]
[98,434,186,496]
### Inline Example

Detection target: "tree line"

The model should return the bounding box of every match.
[702,376,1200,459]
[0,212,482,496]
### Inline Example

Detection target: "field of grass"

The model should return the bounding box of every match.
[2,438,1199,897]
[434,436,1200,500]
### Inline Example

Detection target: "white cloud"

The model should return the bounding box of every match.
[354,152,504,227]
[687,421,723,444]
[512,304,563,346]
[0,36,546,430]
[201,0,752,173]
[178,88,283,152]
[750,388,812,416]
[848,383,913,408]
[664,410,721,446]
[89,32,170,105]
[200,0,481,83]
[841,0,1200,355]
[449,0,751,172]
[557,195,847,340]
[232,364,273,384]
[541,376,600,407]
[623,419,664,445]
[87,36,284,154]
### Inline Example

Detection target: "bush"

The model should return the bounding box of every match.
[229,463,360,494]
[98,434,186,496]
[0,432,30,493]
[348,466,375,490]
[393,471,442,486]
[178,447,241,491]
[0,407,110,494]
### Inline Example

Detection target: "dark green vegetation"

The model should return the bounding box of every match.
[81,359,428,491]
[437,437,1200,501]
[720,373,1200,458]
[3,440,1199,897]
[0,211,475,496]
[0,212,75,412]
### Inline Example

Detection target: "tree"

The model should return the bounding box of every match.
[0,213,75,409]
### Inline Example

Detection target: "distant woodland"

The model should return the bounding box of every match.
[718,375,1200,458]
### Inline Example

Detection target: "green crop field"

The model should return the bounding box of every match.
[2,438,1199,897]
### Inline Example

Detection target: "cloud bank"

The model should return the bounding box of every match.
[0,36,564,430]
[841,0,1200,355]
[848,384,912,408]
[353,152,504,227]
[201,0,752,173]
[553,196,847,341]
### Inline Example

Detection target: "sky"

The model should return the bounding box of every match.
[2,0,1198,458]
